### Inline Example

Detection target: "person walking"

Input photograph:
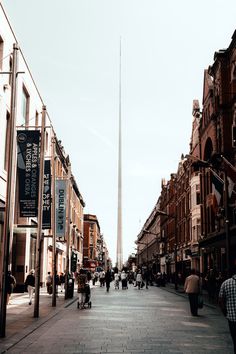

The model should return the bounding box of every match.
[99,271,105,287]
[6,271,16,305]
[25,269,35,305]
[205,268,217,303]
[136,270,142,290]
[114,272,120,289]
[77,269,87,308]
[143,268,150,289]
[59,272,65,292]
[184,269,200,316]
[218,267,236,353]
[46,272,52,294]
[105,267,112,292]
[121,270,128,289]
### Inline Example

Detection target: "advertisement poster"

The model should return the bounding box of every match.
[42,160,51,229]
[17,130,40,217]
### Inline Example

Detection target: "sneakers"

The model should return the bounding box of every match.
[29,301,32,305]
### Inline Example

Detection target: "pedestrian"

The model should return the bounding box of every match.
[87,271,92,282]
[114,273,120,289]
[143,268,150,289]
[184,268,200,316]
[121,270,128,289]
[46,272,52,294]
[218,266,236,353]
[156,272,161,287]
[77,269,87,308]
[94,271,99,283]
[205,268,217,303]
[25,269,35,305]
[105,267,112,292]
[6,271,16,305]
[59,272,65,292]
[99,271,105,287]
[136,270,142,290]
[55,271,60,296]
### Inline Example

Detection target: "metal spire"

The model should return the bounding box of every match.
[116,38,123,270]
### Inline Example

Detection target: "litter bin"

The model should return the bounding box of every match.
[67,277,74,298]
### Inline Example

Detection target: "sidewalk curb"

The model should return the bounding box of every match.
[0,296,77,353]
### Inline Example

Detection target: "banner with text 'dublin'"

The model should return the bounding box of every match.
[17,130,40,217]
[56,179,67,241]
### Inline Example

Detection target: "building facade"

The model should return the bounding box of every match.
[135,31,236,281]
[198,31,236,275]
[0,3,86,298]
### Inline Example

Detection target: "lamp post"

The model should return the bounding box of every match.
[0,44,19,337]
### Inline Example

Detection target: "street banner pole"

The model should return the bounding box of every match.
[0,43,19,337]
[65,163,71,299]
[34,106,46,318]
[51,133,57,307]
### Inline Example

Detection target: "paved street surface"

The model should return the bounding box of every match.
[0,282,233,354]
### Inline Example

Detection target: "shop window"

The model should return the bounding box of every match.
[21,85,30,126]
[4,111,10,171]
[35,110,39,127]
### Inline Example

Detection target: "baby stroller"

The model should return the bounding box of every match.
[77,283,92,309]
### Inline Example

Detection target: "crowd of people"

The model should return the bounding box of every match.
[5,264,236,352]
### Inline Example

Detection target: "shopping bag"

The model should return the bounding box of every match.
[198,294,204,309]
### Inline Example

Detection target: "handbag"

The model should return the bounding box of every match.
[198,294,204,309]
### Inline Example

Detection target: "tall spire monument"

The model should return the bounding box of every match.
[116,39,123,270]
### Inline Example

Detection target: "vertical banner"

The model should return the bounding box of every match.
[56,179,67,241]
[17,130,40,217]
[42,160,51,229]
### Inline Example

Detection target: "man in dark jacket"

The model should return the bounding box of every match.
[25,269,35,305]
[105,267,112,292]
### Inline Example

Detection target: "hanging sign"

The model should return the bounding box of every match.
[42,160,51,229]
[56,179,67,241]
[17,130,40,217]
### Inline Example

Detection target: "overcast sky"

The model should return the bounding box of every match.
[2,0,236,264]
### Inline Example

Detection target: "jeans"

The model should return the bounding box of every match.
[228,321,236,353]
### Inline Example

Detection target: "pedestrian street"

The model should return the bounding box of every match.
[5,282,233,354]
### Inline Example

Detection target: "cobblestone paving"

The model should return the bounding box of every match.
[5,283,233,354]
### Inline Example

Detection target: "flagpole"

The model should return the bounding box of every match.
[51,133,57,307]
[223,170,230,276]
[0,43,19,337]
[34,106,46,318]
